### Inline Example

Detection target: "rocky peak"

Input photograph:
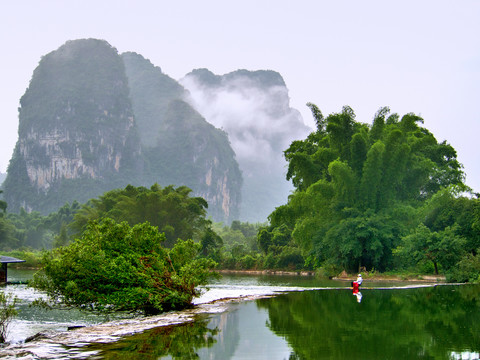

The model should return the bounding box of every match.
[3,39,141,213]
[122,54,242,222]
[2,40,241,222]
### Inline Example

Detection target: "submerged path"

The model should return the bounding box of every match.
[0,282,450,359]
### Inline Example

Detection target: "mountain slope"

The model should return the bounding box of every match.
[3,39,141,213]
[122,52,242,221]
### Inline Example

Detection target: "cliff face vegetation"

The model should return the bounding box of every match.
[3,39,241,222]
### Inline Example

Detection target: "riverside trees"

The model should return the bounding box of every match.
[69,184,210,248]
[262,104,479,278]
[30,184,218,314]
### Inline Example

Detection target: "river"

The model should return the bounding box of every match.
[1,270,480,359]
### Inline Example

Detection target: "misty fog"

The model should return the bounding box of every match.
[181,69,311,222]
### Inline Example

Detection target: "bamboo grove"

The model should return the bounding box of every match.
[260,104,480,280]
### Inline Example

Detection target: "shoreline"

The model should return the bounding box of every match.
[215,269,446,282]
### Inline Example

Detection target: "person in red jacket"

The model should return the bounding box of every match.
[351,274,363,302]
[351,274,362,289]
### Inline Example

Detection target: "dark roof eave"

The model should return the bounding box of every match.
[0,256,26,264]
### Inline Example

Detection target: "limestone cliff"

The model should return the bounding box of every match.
[2,40,241,222]
[122,52,241,221]
[3,39,141,213]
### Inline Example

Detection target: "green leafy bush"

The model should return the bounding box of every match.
[0,293,18,343]
[446,252,480,283]
[239,254,256,269]
[31,218,216,315]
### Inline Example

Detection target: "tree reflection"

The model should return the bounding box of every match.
[257,285,480,359]
[86,317,218,360]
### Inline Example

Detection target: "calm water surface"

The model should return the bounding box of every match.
[2,270,480,359]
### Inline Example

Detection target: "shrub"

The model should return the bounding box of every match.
[30,218,216,315]
[239,255,256,270]
[276,247,304,270]
[446,252,480,283]
[0,293,18,343]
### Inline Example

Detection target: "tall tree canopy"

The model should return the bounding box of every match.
[267,105,466,273]
[69,184,209,247]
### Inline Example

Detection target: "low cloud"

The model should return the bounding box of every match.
[181,71,310,175]
[180,70,311,221]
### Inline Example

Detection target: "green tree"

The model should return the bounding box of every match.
[7,209,51,249]
[396,224,465,274]
[53,223,69,248]
[0,190,7,214]
[268,104,465,273]
[70,184,209,247]
[421,187,480,255]
[0,217,17,250]
[200,225,223,258]
[323,211,405,272]
[0,191,24,249]
[42,201,81,234]
[31,218,216,315]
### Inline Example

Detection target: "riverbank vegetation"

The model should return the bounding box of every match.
[1,105,480,294]
[0,292,18,343]
[31,218,215,315]
[259,105,480,282]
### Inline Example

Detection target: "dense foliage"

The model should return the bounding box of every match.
[0,199,80,250]
[262,104,480,279]
[3,99,480,282]
[69,184,210,248]
[31,218,216,315]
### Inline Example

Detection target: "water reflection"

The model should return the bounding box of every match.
[47,281,480,359]
[257,285,480,359]
[85,317,219,360]
[353,290,362,303]
[88,302,293,360]
[4,270,480,359]
[84,285,480,359]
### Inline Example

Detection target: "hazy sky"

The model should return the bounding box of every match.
[1,1,479,191]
